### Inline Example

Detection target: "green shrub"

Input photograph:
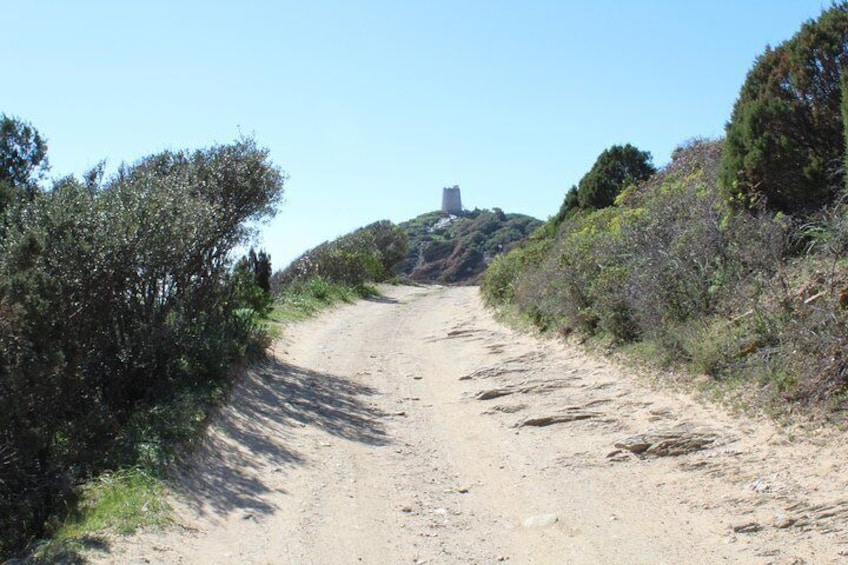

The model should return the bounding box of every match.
[673,317,752,377]
[591,265,638,341]
[551,185,579,227]
[276,220,407,288]
[57,468,170,540]
[514,208,623,333]
[233,250,274,317]
[0,137,284,557]
[501,139,790,355]
[481,251,525,305]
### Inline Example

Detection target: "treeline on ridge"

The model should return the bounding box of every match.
[482,2,848,413]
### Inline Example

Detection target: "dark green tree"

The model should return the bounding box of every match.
[0,114,47,189]
[843,73,848,190]
[577,144,655,210]
[254,249,272,293]
[0,114,48,213]
[721,3,848,213]
[234,248,274,314]
[552,185,579,226]
[238,248,273,293]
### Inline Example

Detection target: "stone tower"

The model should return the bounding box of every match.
[441,185,462,215]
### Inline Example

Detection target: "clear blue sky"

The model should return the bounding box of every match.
[2,1,831,269]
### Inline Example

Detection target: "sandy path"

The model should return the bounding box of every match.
[91,285,848,564]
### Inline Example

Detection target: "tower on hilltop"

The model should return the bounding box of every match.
[441,185,462,215]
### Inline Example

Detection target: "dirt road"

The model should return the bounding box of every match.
[93,285,848,564]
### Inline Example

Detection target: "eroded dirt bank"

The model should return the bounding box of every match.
[91,285,848,564]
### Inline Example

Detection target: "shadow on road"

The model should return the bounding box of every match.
[173,354,389,518]
[255,357,390,446]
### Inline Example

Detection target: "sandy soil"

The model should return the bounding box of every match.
[88,285,848,564]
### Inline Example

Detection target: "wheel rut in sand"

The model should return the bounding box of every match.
[88,285,848,564]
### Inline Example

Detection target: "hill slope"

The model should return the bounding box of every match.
[397,208,541,284]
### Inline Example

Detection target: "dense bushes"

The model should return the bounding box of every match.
[483,3,848,412]
[721,2,848,213]
[274,220,408,289]
[0,133,285,556]
[484,139,790,352]
[483,133,848,411]
[271,276,378,323]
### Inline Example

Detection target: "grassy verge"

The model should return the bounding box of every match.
[29,469,170,562]
[270,276,379,323]
[59,468,170,537]
[30,383,234,562]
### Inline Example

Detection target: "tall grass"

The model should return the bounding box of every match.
[271,277,378,323]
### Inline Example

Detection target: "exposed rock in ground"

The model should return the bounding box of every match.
[615,425,719,457]
[515,408,599,428]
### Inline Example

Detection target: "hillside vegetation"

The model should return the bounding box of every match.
[273,220,409,289]
[482,3,848,416]
[397,208,542,284]
[273,208,541,288]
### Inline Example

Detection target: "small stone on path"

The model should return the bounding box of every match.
[732,521,761,534]
[522,513,559,528]
[774,515,796,529]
